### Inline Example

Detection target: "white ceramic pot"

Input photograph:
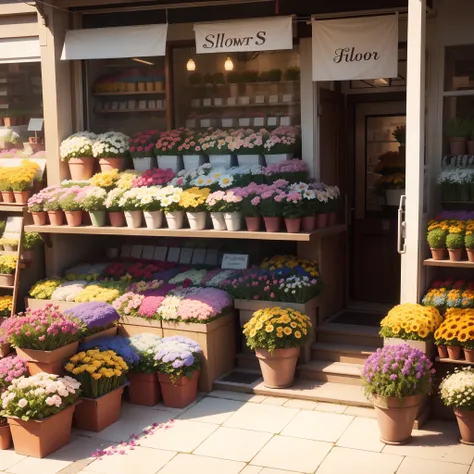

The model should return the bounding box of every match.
[264,153,293,165]
[237,154,264,166]
[183,154,207,171]
[165,211,184,229]
[224,212,242,231]
[143,210,163,229]
[133,156,156,172]
[385,189,405,207]
[209,154,234,169]
[157,155,183,173]
[210,212,227,230]
[124,210,143,228]
[187,211,207,230]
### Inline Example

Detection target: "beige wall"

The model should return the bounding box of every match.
[0,2,38,38]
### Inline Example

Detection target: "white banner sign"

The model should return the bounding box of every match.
[194,16,293,54]
[312,15,398,81]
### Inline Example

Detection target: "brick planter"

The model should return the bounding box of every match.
[161,313,236,392]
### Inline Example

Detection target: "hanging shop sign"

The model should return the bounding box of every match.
[312,15,398,81]
[61,24,168,60]
[194,16,293,54]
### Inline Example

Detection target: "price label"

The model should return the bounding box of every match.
[221,253,249,270]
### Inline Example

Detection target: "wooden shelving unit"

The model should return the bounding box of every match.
[194,102,300,109]
[93,91,166,96]
[95,108,166,114]
[0,204,26,212]
[424,258,474,268]
[436,357,474,366]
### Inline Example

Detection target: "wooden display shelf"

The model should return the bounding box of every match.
[0,204,26,212]
[195,102,300,109]
[190,81,298,87]
[424,258,474,268]
[95,108,166,114]
[93,91,166,96]
[436,357,474,365]
[0,284,14,289]
[24,223,347,242]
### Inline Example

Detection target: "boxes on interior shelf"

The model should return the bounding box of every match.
[254,95,265,104]
[227,97,237,106]
[156,99,165,110]
[221,117,236,128]
[238,117,251,127]
[253,116,266,127]
[267,116,278,127]
[203,98,212,107]
[238,96,250,105]
[191,98,201,108]
[269,94,279,104]
[186,117,198,128]
[200,117,217,128]
[214,98,223,106]
[282,93,294,103]
[280,116,292,126]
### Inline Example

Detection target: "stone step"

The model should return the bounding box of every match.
[236,352,260,371]
[298,360,364,386]
[311,342,377,364]
[317,323,383,347]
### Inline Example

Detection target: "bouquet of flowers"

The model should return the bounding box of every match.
[243,307,312,353]
[65,349,128,399]
[0,373,81,420]
[180,187,211,212]
[29,278,63,300]
[0,255,17,275]
[154,336,202,382]
[158,186,184,212]
[128,334,162,373]
[132,168,175,188]
[60,132,97,161]
[78,186,108,211]
[79,336,139,365]
[90,169,119,189]
[92,131,130,158]
[3,305,82,350]
[362,344,434,401]
[112,292,145,317]
[64,302,119,336]
[155,130,184,155]
[440,367,474,410]
[105,188,125,212]
[0,295,12,317]
[0,356,28,391]
[379,304,443,341]
[51,281,88,302]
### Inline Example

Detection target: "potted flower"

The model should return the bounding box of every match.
[105,188,126,227]
[92,131,130,172]
[118,188,143,228]
[43,187,66,226]
[64,302,119,342]
[264,159,308,185]
[178,132,208,170]
[0,255,17,286]
[79,186,108,227]
[155,336,202,408]
[434,310,463,360]
[458,322,474,362]
[0,169,13,203]
[261,189,284,232]
[362,344,434,445]
[3,305,82,375]
[112,292,145,318]
[284,66,300,82]
[440,368,474,444]
[231,129,266,166]
[129,132,157,172]
[180,187,211,230]
[160,185,184,229]
[8,160,39,204]
[243,307,311,388]
[128,334,163,406]
[206,189,243,231]
[0,373,81,457]
[90,169,120,191]
[240,187,263,231]
[281,189,305,233]
[155,130,184,172]
[136,186,164,229]
[0,295,12,320]
[427,226,447,260]
[447,224,465,261]
[465,229,474,263]
[0,238,18,252]
[59,186,84,227]
[446,118,469,155]
[200,129,234,169]
[27,190,49,225]
[21,232,43,262]
[65,349,128,432]
[131,168,175,188]
[263,126,299,164]
[392,125,406,156]
[60,132,97,180]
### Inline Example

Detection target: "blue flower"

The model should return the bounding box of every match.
[80,335,139,364]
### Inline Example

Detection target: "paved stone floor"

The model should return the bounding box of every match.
[1,391,473,474]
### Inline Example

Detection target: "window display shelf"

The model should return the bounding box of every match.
[424,258,474,268]
[436,357,474,365]
[93,91,166,96]
[24,224,347,242]
[193,102,300,109]
[95,108,166,114]
[0,204,27,212]
[191,81,298,88]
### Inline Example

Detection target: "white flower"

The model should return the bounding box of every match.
[18,398,28,408]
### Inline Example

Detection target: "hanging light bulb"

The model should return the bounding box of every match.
[186,59,196,71]
[224,57,234,71]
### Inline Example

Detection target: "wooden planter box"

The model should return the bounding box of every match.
[384,338,435,358]
[161,313,236,392]
[83,326,118,343]
[234,298,319,363]
[118,316,163,337]
[26,298,81,312]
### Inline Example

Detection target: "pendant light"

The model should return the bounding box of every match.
[224,57,234,71]
[186,59,196,71]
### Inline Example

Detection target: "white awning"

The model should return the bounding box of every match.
[61,24,168,60]
[0,37,40,64]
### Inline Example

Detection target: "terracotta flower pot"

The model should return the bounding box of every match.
[21,250,34,262]
[8,404,75,458]
[302,216,317,232]
[1,191,14,203]
[464,349,474,363]
[467,249,474,263]
[245,216,261,232]
[47,210,65,226]
[255,347,300,389]
[263,216,281,233]
[13,191,31,204]
[99,158,122,172]
[447,345,462,360]
[437,345,448,359]
[448,248,463,261]
[31,211,47,226]
[1,343,10,357]
[16,341,79,376]
[108,211,125,227]
[454,408,474,445]
[317,213,329,228]
[372,394,422,445]
[284,218,301,233]
[449,138,467,155]
[64,210,83,227]
[329,212,337,226]
[158,371,199,408]
[68,157,95,181]
[128,372,161,407]
[0,424,12,450]
[74,385,125,432]
[430,248,446,260]
[0,274,14,286]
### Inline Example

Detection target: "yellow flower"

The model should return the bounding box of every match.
[294,331,302,339]
[65,363,74,372]
[265,325,274,333]
[250,329,257,337]
[283,327,292,336]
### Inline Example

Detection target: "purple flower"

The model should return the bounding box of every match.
[64,302,119,329]
[80,335,139,364]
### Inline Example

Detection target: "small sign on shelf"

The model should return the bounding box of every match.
[222,253,249,270]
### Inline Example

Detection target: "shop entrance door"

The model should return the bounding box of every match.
[351,101,406,305]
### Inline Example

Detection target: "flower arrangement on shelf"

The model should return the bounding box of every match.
[206,190,243,213]
[90,170,119,190]
[437,156,474,202]
[421,279,453,311]
[22,231,43,251]
[263,126,299,156]
[92,131,130,158]
[65,263,108,282]
[60,132,97,161]
[29,278,63,300]
[180,187,211,212]
[0,356,28,392]
[78,186,108,212]
[64,302,119,337]
[169,269,207,287]
[131,168,175,188]
[50,281,88,302]
[74,281,125,303]
[0,295,12,317]
[155,130,184,155]
[0,255,17,275]
[58,186,83,212]
[116,170,140,190]
[263,159,308,184]
[112,292,145,317]
[104,188,125,212]
[129,131,158,158]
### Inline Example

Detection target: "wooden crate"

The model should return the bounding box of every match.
[384,338,435,358]
[118,316,163,337]
[26,298,81,312]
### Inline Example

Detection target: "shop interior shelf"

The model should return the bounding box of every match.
[194,102,300,109]
[95,108,166,114]
[436,357,474,365]
[0,204,27,212]
[24,223,347,242]
[93,91,166,96]
[424,258,474,268]
[190,81,299,87]
[0,285,14,290]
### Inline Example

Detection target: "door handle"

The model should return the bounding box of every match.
[397,194,406,254]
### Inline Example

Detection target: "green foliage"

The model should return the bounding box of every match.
[446,118,470,138]
[22,232,43,250]
[226,71,242,84]
[0,221,5,238]
[212,72,225,84]
[446,233,464,249]
[267,69,283,82]
[465,233,474,249]
[427,228,447,249]
[392,125,406,145]
[284,67,300,81]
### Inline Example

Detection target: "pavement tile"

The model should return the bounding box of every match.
[156,453,245,474]
[6,457,71,474]
[344,406,377,418]
[337,417,385,452]
[260,397,289,406]
[397,457,469,474]
[0,451,26,472]
[207,390,266,403]
[177,397,244,424]
[314,402,346,413]
[283,400,318,410]
[240,467,262,474]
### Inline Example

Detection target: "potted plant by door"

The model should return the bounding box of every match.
[105,188,126,227]
[128,334,163,406]
[392,125,406,156]
[446,118,469,155]
[60,132,97,180]
[65,348,129,432]
[0,373,81,457]
[440,368,474,445]
[93,131,130,172]
[362,344,434,445]
[58,187,84,227]
[446,226,465,261]
[243,307,312,389]
[427,226,447,260]
[181,187,211,230]
[79,186,108,227]
[4,306,82,375]
[155,336,203,409]
[0,255,17,287]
